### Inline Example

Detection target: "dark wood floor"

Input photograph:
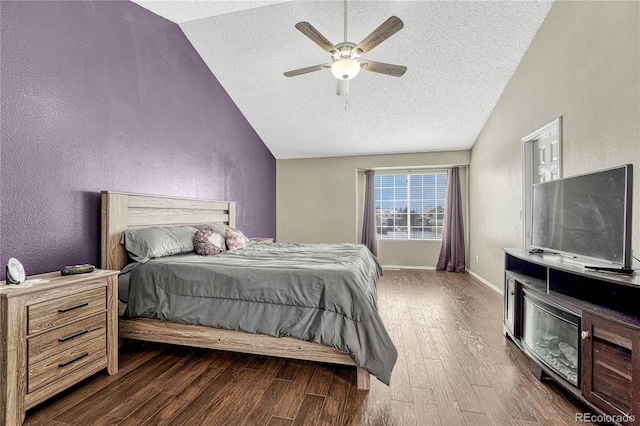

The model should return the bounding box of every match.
[24,270,588,425]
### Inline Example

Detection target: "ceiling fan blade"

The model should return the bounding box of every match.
[284,64,332,77]
[354,16,404,55]
[360,60,407,77]
[337,79,349,96]
[295,22,338,54]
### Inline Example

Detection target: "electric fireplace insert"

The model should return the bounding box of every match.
[521,289,581,387]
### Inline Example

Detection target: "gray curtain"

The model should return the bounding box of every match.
[361,169,378,256]
[437,167,466,272]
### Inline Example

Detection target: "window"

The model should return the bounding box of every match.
[375,172,447,240]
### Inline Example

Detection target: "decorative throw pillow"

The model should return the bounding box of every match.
[196,223,252,244]
[225,228,247,250]
[193,228,226,256]
[121,226,199,263]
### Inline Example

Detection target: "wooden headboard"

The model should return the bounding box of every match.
[101,191,236,271]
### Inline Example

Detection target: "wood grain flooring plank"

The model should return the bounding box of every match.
[442,320,498,386]
[405,276,440,359]
[338,385,368,426]
[399,318,431,389]
[488,363,542,423]
[318,366,351,426]
[162,354,254,425]
[107,348,211,418]
[436,276,512,373]
[428,327,485,413]
[206,349,240,369]
[471,384,516,425]
[53,351,181,424]
[137,366,224,425]
[273,361,317,419]
[383,272,401,326]
[245,378,291,426]
[365,370,392,417]
[428,287,492,389]
[411,275,441,330]
[462,410,493,425]
[246,354,270,370]
[412,321,440,360]
[395,273,416,322]
[117,391,174,426]
[411,386,441,425]
[268,416,294,426]
[385,321,412,403]
[24,419,69,426]
[472,322,515,367]
[518,373,581,425]
[292,394,325,426]
[306,364,334,396]
[388,400,418,425]
[423,358,467,425]
[90,415,122,426]
[196,357,284,425]
[275,359,302,380]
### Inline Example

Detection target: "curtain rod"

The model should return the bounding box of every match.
[356,164,469,172]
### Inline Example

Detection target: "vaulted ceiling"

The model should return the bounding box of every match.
[132,0,553,159]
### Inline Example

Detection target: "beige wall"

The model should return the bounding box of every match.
[469,1,640,288]
[277,151,470,268]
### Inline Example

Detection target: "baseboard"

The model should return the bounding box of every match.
[381,265,436,271]
[467,270,503,295]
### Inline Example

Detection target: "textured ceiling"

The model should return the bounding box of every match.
[133,1,554,159]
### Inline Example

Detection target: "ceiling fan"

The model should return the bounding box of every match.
[284,0,407,96]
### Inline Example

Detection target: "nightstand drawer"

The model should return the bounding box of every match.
[28,287,106,334]
[28,335,106,393]
[28,313,106,366]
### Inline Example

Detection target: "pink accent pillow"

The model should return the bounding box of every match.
[225,228,247,250]
[193,228,226,256]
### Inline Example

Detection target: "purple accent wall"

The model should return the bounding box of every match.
[0,1,276,279]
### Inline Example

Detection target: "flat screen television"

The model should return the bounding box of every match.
[531,164,633,270]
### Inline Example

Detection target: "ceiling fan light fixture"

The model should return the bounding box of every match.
[331,58,360,80]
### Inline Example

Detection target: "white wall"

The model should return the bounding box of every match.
[469,1,640,289]
[277,151,470,268]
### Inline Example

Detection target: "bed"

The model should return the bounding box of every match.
[101,191,396,389]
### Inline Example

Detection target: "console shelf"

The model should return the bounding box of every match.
[504,248,640,426]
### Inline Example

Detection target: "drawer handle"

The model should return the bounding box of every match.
[58,329,89,342]
[58,302,89,313]
[58,352,89,368]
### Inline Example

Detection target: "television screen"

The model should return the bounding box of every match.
[531,165,633,268]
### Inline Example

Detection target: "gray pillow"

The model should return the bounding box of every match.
[121,226,198,263]
[195,223,251,244]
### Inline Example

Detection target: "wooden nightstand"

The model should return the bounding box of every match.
[0,269,119,425]
[250,237,274,243]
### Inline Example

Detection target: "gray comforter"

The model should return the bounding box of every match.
[124,242,397,385]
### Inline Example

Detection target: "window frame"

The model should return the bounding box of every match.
[521,117,562,249]
[375,170,448,241]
